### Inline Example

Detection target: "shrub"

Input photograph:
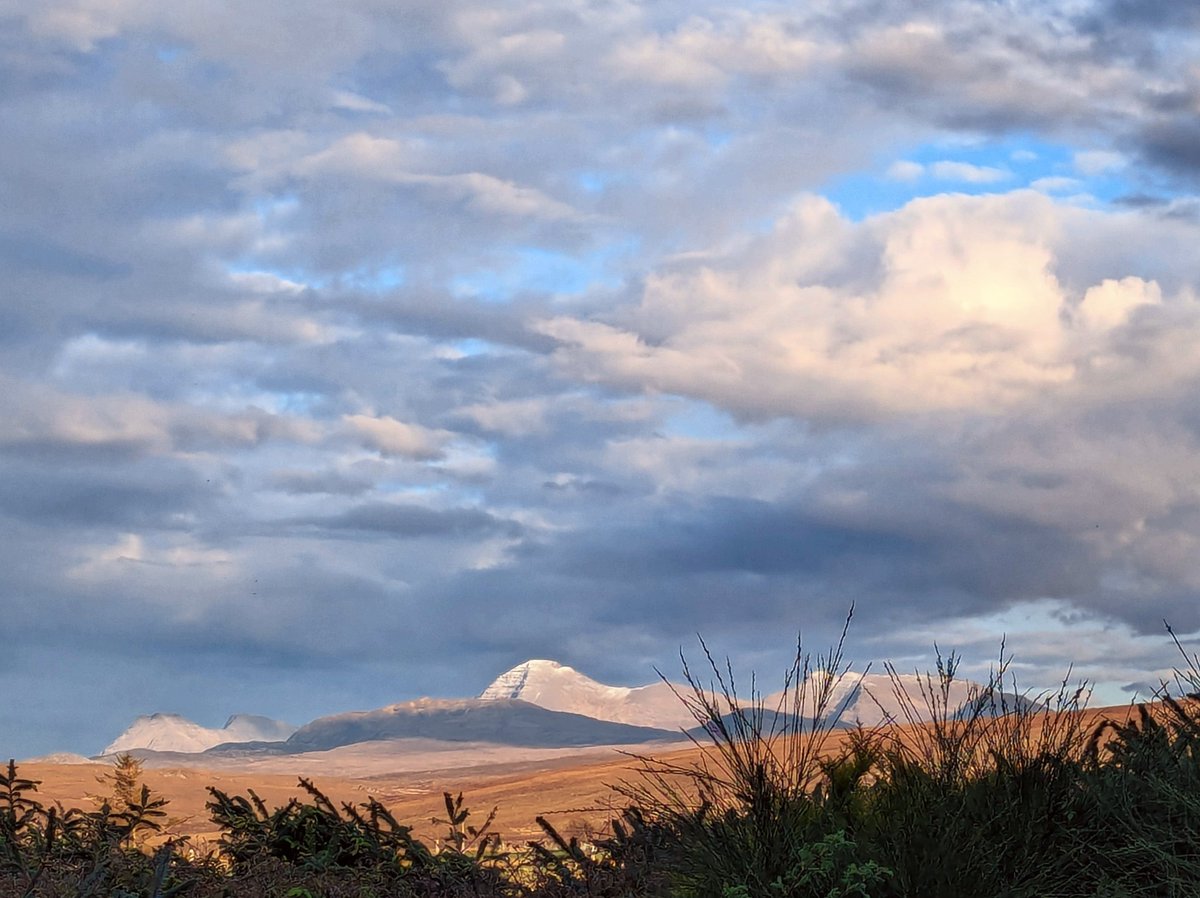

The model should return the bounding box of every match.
[615,609,891,897]
[860,653,1092,898]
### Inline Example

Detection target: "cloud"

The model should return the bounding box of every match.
[1137,119,1200,181]
[342,414,452,460]
[456,398,549,436]
[294,502,522,539]
[604,15,818,89]
[7,0,1200,757]
[67,532,236,583]
[0,457,212,529]
[267,468,375,497]
[1077,276,1162,330]
[886,160,924,181]
[0,232,131,279]
[526,190,1200,643]
[1031,176,1084,194]
[929,160,1010,183]
[539,191,1095,419]
[290,133,581,221]
[1074,149,1126,175]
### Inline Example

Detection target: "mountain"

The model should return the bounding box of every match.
[478,660,1030,733]
[102,713,296,755]
[100,661,1033,761]
[687,708,845,742]
[285,697,681,752]
[480,660,696,731]
[765,671,1043,728]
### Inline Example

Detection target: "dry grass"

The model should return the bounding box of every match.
[18,701,1143,849]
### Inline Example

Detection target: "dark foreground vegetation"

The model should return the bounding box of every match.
[5,621,1200,897]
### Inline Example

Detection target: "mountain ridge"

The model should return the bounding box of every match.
[102,712,297,756]
[102,659,1026,756]
[285,697,680,752]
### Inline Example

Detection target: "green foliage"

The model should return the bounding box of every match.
[1070,698,1200,896]
[852,649,1096,898]
[102,754,146,810]
[0,758,45,883]
[434,790,500,860]
[523,810,672,897]
[718,831,889,898]
[204,777,519,895]
[617,609,888,897]
[714,831,889,898]
[208,777,423,872]
[0,757,218,897]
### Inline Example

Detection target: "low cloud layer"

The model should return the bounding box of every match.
[2,0,1200,755]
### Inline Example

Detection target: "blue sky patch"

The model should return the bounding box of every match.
[821,136,1136,219]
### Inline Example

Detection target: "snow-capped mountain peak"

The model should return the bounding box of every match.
[480,659,553,700]
[102,712,296,755]
[481,660,631,702]
[480,659,694,731]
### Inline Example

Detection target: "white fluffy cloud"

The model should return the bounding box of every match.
[343,414,453,460]
[928,160,1011,183]
[539,191,1197,420]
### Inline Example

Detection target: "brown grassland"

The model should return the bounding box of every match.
[18,701,1141,847]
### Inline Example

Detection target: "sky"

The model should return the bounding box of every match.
[3,0,1200,757]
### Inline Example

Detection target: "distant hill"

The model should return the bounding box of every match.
[285,698,681,751]
[18,752,94,765]
[686,708,846,742]
[102,713,296,755]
